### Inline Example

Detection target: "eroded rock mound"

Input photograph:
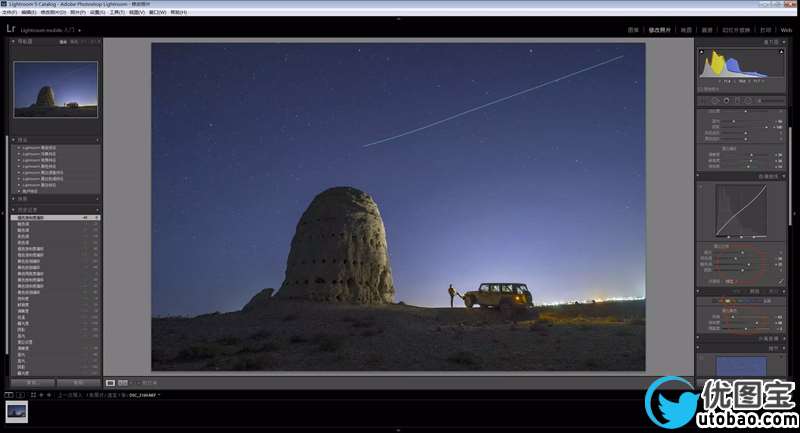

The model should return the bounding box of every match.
[33,86,56,107]
[242,288,275,312]
[277,186,395,304]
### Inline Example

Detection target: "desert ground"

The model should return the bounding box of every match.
[15,106,97,118]
[152,298,645,371]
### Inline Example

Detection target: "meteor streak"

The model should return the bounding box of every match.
[362,55,625,148]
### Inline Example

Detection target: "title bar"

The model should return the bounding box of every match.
[0,1,797,17]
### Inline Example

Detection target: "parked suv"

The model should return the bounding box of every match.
[463,283,533,315]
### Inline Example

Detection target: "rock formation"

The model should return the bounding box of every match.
[242,288,275,312]
[277,186,395,304]
[32,86,56,107]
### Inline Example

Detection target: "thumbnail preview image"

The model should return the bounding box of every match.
[14,61,98,118]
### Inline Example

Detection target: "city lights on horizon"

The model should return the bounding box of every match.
[538,295,646,307]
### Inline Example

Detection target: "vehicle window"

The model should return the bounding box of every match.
[479,284,489,292]
[501,284,512,293]
[489,284,499,293]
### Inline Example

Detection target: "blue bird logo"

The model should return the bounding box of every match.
[645,376,700,429]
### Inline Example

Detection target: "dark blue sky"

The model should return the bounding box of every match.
[152,43,645,316]
[14,62,97,107]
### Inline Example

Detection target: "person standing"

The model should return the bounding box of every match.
[448,284,456,308]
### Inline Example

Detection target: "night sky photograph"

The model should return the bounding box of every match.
[14,61,98,107]
[151,43,645,317]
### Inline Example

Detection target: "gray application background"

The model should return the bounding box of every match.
[102,38,695,389]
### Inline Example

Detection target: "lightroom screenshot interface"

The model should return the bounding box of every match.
[1,1,797,430]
